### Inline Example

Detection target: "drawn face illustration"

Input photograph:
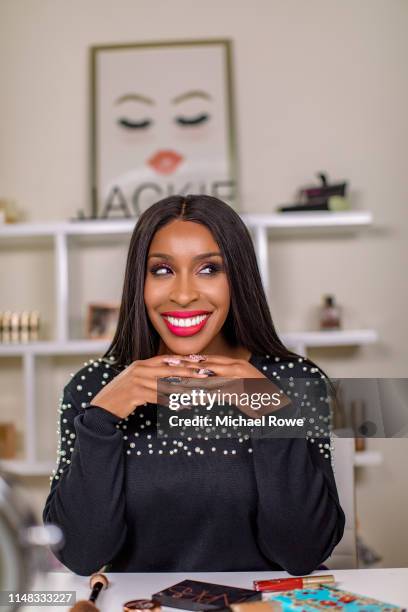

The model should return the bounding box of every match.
[96,44,234,213]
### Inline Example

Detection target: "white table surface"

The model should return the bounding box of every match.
[21,568,408,610]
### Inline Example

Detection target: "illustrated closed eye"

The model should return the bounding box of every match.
[174,113,210,126]
[117,118,153,129]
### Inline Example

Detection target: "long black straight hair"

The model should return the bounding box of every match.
[102,194,331,385]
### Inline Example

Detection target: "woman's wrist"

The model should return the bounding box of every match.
[82,404,124,435]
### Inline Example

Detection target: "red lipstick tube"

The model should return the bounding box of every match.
[253,574,335,592]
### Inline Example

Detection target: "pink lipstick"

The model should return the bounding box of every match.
[161,310,211,337]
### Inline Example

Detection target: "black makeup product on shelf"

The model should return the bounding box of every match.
[277,172,349,212]
[300,172,347,203]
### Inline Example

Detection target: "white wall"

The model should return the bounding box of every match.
[1,0,408,567]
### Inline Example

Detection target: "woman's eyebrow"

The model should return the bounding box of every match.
[148,251,222,261]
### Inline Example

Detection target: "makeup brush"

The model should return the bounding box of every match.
[68,572,109,611]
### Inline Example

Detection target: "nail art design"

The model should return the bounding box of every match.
[196,368,216,376]
[163,357,182,366]
[160,376,182,383]
[188,354,206,362]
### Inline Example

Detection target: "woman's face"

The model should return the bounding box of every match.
[144,219,231,355]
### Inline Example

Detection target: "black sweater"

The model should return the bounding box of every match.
[42,353,345,576]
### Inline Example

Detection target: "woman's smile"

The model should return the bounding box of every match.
[161,310,212,336]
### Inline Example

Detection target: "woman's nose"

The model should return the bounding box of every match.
[168,273,200,305]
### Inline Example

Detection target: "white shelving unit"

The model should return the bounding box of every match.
[0,210,373,299]
[0,329,379,359]
[0,211,379,475]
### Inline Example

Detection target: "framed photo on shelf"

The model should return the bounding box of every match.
[86,303,120,340]
[90,39,238,217]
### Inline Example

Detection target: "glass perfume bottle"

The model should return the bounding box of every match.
[320,294,341,329]
[350,399,367,451]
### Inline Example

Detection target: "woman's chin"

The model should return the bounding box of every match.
[168,341,207,356]
[161,332,208,356]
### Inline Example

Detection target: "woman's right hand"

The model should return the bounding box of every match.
[89,355,208,420]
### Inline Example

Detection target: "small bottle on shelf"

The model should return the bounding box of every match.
[10,312,20,343]
[350,399,367,451]
[319,294,341,329]
[20,311,30,343]
[1,310,12,343]
[29,310,40,342]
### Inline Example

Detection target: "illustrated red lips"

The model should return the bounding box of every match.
[148,150,184,175]
[161,310,212,337]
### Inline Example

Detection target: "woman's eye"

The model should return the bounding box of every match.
[150,265,172,276]
[117,118,153,130]
[199,263,222,275]
[174,113,210,127]
[149,263,222,276]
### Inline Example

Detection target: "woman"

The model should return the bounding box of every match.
[43,194,345,576]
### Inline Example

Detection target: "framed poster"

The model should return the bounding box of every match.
[90,39,238,217]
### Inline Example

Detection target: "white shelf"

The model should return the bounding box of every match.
[0,330,378,357]
[0,211,373,238]
[354,451,383,467]
[0,451,383,476]
[0,339,110,356]
[0,459,55,476]
[243,211,373,229]
[281,329,378,351]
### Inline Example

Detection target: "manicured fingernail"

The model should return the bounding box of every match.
[196,368,215,376]
[163,357,181,365]
[188,354,206,362]
[161,376,182,383]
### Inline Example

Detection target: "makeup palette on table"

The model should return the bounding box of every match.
[153,579,261,611]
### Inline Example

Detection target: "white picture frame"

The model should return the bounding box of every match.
[90,39,238,217]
